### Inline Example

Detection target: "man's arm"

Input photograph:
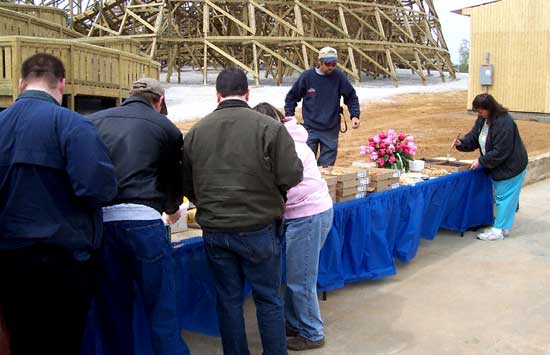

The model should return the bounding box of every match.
[65,121,118,208]
[284,74,307,117]
[181,133,196,203]
[341,75,361,129]
[161,132,184,214]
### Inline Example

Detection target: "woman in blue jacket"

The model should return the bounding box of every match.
[454,93,528,241]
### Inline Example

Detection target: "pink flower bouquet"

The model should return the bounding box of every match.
[359,129,417,171]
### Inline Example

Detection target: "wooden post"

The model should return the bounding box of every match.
[203,2,209,85]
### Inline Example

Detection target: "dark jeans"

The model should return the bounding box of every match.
[306,128,339,167]
[96,219,188,355]
[203,222,287,355]
[0,245,95,355]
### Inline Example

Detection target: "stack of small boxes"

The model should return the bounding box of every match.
[323,175,338,202]
[367,167,401,193]
[320,167,369,202]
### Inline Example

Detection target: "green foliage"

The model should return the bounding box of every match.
[457,39,469,73]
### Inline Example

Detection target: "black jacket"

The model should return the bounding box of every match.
[182,100,303,231]
[457,113,528,181]
[89,96,184,214]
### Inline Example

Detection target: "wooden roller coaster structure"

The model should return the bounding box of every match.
[3,0,456,86]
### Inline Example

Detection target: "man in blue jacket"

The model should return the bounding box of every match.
[0,53,118,355]
[285,47,361,166]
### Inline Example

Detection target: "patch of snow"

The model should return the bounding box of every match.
[161,68,468,121]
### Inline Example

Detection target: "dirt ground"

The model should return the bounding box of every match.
[175,91,550,166]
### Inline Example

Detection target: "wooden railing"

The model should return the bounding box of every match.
[0,7,81,39]
[0,3,68,27]
[74,37,143,57]
[0,36,160,109]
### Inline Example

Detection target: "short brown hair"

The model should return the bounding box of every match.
[129,91,162,106]
[21,53,65,89]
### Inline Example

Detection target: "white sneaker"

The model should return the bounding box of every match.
[477,228,504,241]
[476,228,493,240]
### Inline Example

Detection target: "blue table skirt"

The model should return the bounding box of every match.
[83,169,493,348]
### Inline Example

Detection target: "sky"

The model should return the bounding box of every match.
[432,0,497,63]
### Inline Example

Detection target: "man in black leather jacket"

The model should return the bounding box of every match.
[89,78,189,355]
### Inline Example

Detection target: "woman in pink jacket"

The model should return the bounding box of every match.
[253,103,333,351]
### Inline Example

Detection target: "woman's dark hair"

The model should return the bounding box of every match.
[472,93,508,116]
[216,67,248,97]
[252,102,285,123]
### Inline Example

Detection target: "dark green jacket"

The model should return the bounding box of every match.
[457,113,528,181]
[182,100,303,231]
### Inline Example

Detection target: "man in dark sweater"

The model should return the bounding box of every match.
[285,46,361,166]
[182,68,303,355]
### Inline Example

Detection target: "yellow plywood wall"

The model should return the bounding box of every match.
[0,8,80,39]
[464,0,550,113]
[0,4,68,27]
[0,36,159,108]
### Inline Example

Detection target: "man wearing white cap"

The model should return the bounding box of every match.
[285,46,361,166]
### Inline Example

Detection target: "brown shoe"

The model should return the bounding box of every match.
[287,335,325,351]
[286,327,299,337]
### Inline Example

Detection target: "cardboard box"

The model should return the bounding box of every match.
[336,191,367,202]
[337,184,368,194]
[338,177,370,189]
[322,175,338,188]
[351,160,375,169]
[368,177,400,192]
[320,166,368,181]
[436,161,469,173]
[421,158,469,173]
[368,168,401,181]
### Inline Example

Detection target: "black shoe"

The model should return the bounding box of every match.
[287,335,325,351]
[286,326,298,337]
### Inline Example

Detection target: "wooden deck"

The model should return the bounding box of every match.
[0,3,68,27]
[0,7,81,40]
[0,36,159,110]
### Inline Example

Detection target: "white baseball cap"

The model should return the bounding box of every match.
[318,47,338,63]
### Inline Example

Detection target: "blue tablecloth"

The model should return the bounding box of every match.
[173,168,493,336]
[83,169,493,349]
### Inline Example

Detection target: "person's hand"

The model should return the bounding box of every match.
[351,117,360,129]
[164,210,181,225]
[453,137,462,147]
[470,158,481,170]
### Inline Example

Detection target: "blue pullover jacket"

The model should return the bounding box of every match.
[0,90,117,253]
[284,68,360,132]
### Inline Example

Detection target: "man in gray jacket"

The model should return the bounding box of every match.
[182,68,303,355]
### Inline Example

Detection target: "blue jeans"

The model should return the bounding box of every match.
[284,208,333,341]
[96,219,188,355]
[203,222,287,355]
[306,128,339,167]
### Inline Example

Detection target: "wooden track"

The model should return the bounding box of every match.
[72,0,456,85]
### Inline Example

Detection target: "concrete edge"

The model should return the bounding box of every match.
[524,152,550,186]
